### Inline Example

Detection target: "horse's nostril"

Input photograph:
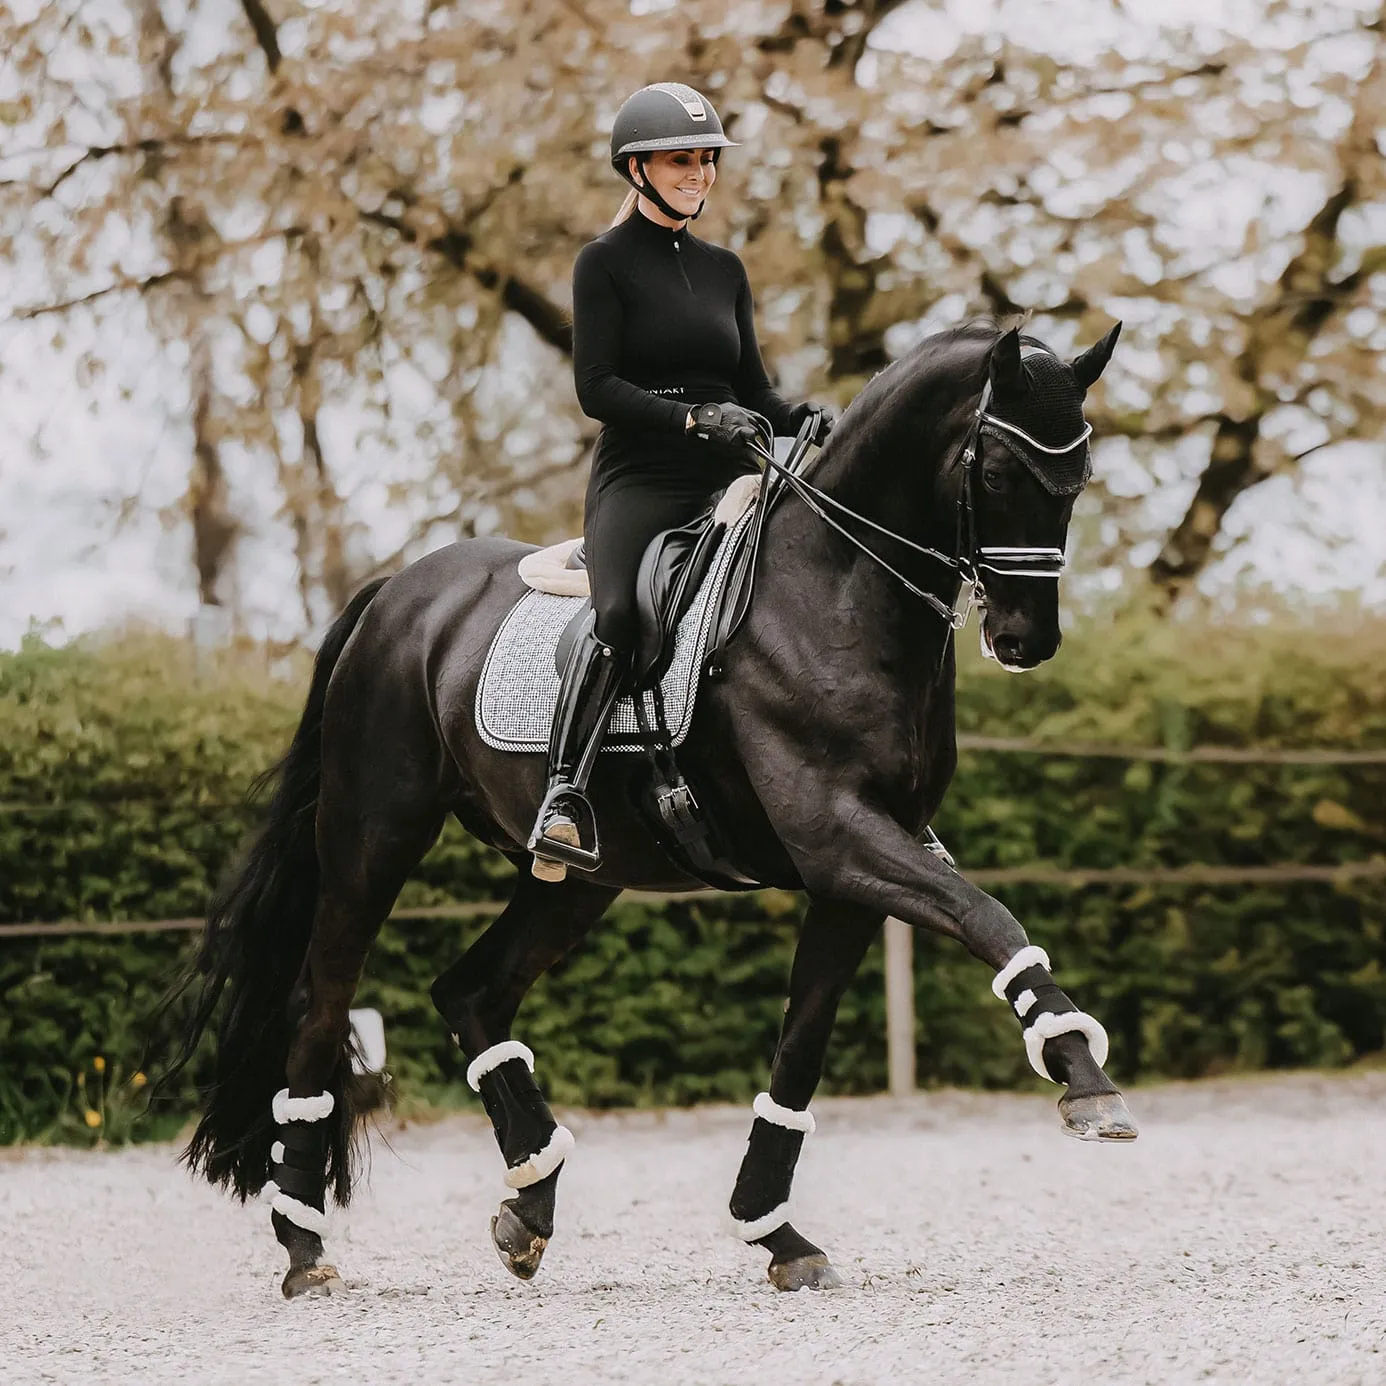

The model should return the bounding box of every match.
[993,634,1025,664]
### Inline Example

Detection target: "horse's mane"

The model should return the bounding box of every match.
[856,318,1003,420]
[821,319,1007,484]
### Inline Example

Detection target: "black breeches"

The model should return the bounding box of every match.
[583,475,724,654]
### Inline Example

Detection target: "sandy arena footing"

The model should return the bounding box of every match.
[3,1071,1384,1385]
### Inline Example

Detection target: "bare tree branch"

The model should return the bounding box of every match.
[14,228,304,317]
[1148,5,1386,606]
[356,203,574,355]
[238,0,282,74]
[15,270,186,317]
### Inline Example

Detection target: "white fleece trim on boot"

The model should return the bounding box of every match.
[263,1182,328,1236]
[271,1089,335,1124]
[728,1201,793,1243]
[753,1092,816,1135]
[1013,988,1038,1019]
[502,1124,576,1190]
[992,945,1052,1000]
[467,1040,536,1092]
[270,1141,286,1164]
[1023,1010,1110,1082]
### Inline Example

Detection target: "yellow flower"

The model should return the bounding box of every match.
[131,1072,147,1089]
[84,1109,102,1128]
[93,1056,106,1074]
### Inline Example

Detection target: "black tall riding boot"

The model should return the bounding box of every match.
[527,615,627,880]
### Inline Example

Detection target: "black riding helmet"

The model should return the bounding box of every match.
[609,82,738,222]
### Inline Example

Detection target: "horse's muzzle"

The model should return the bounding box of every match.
[980,614,1060,672]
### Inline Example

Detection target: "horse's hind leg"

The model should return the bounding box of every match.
[430,871,619,1280]
[729,897,880,1292]
[274,793,447,1299]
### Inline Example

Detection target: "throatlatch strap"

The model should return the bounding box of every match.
[994,946,1109,1082]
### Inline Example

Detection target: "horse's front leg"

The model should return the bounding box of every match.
[728,898,880,1291]
[797,806,1136,1141]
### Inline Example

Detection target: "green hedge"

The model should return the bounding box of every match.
[1,611,1383,1145]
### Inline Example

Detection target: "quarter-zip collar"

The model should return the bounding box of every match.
[627,209,693,288]
[630,208,690,244]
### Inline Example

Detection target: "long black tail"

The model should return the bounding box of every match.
[157,578,388,1204]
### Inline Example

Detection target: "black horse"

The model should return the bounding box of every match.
[164,319,1133,1298]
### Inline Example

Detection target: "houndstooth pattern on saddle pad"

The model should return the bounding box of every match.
[475,508,752,754]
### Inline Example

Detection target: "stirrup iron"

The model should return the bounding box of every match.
[529,785,603,874]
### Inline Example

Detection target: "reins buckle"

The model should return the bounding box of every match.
[950,576,983,631]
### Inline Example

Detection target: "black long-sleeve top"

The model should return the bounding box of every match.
[572,210,809,488]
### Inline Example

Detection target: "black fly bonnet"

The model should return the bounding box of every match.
[981,338,1093,497]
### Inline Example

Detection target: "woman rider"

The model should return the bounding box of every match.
[528,81,833,880]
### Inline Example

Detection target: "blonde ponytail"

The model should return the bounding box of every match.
[611,188,638,227]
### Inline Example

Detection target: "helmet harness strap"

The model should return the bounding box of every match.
[622,152,716,224]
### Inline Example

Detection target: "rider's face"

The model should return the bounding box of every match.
[630,148,718,222]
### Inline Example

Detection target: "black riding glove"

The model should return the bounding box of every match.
[689,402,769,451]
[791,402,837,446]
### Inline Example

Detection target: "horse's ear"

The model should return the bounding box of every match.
[989,327,1024,398]
[1070,321,1122,392]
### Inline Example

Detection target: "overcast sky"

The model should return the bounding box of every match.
[1,0,1382,649]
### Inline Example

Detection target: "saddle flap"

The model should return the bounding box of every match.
[554,602,592,677]
[477,504,759,758]
[632,511,726,687]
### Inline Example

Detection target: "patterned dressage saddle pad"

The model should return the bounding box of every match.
[475,508,752,754]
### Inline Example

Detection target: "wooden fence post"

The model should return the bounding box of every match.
[884,916,915,1096]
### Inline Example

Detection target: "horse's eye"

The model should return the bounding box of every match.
[982,459,1011,493]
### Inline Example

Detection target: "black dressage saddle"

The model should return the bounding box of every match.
[553,508,729,687]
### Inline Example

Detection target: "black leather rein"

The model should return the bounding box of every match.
[749,378,1085,632]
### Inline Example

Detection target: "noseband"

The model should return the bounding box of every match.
[753,372,1089,633]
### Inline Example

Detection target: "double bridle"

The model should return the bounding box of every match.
[749,376,1091,634]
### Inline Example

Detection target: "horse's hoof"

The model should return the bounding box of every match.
[491,1204,549,1281]
[768,1253,843,1292]
[282,1263,346,1299]
[1059,1091,1139,1142]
